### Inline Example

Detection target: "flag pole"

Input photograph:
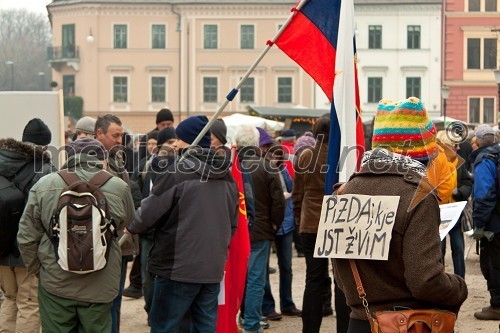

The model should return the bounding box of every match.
[183,0,310,153]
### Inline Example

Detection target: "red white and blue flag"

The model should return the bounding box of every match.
[275,0,365,194]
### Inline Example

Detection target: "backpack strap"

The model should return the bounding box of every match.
[58,170,82,185]
[89,171,113,188]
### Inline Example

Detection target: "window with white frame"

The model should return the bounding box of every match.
[241,25,255,49]
[407,25,421,49]
[114,24,127,49]
[368,25,382,49]
[152,24,166,49]
[204,25,218,49]
[406,77,421,98]
[151,77,166,102]
[240,77,255,103]
[467,37,497,69]
[278,77,292,103]
[113,77,128,102]
[203,77,218,103]
[367,77,382,103]
[469,97,495,123]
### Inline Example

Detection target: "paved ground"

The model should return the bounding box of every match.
[121,236,500,332]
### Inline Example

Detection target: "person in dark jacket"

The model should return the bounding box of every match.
[129,126,177,322]
[0,118,55,332]
[127,115,239,332]
[436,130,472,278]
[333,98,467,333]
[470,124,500,320]
[262,144,302,319]
[236,125,286,333]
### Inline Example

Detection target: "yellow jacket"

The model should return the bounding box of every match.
[426,145,455,204]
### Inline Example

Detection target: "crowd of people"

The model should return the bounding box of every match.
[0,98,500,332]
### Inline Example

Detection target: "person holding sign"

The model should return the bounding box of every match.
[332,98,468,333]
[469,124,500,321]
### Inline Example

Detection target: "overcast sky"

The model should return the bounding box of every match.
[0,0,52,14]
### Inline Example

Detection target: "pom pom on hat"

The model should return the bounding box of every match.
[294,132,316,152]
[372,97,437,161]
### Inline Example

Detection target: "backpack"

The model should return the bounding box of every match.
[0,176,25,257]
[52,170,115,274]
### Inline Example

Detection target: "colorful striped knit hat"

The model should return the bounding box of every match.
[372,97,438,161]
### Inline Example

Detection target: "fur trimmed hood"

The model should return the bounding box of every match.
[0,138,52,177]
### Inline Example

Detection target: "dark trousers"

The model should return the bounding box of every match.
[150,276,220,333]
[293,228,304,253]
[334,278,351,333]
[441,222,465,278]
[480,233,500,307]
[129,254,142,289]
[347,318,371,333]
[301,233,328,333]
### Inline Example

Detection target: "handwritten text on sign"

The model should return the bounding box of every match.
[314,194,400,260]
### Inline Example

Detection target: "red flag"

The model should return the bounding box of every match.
[216,149,251,333]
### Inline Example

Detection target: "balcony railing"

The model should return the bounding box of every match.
[47,46,79,61]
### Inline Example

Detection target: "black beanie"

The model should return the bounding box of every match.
[211,119,227,145]
[156,108,174,124]
[22,118,52,145]
[157,127,176,146]
[147,130,159,142]
[176,115,211,148]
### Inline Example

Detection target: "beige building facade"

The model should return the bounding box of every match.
[47,0,317,133]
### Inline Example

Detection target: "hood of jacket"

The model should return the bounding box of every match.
[178,147,231,180]
[61,153,105,173]
[0,138,51,178]
[470,142,500,165]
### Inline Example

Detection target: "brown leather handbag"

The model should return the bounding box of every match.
[349,260,457,333]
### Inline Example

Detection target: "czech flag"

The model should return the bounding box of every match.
[216,149,251,333]
[275,0,365,194]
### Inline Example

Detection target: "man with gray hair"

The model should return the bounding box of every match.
[470,124,500,320]
[236,125,285,333]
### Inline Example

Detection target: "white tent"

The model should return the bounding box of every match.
[222,113,284,144]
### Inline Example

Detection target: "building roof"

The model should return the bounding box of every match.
[49,0,439,5]
[49,0,294,5]
[248,106,328,119]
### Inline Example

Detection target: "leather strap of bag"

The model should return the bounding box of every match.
[349,260,375,331]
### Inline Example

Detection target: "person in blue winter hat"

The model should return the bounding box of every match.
[127,114,239,332]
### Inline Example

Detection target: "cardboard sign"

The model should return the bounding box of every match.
[439,201,467,241]
[314,194,400,260]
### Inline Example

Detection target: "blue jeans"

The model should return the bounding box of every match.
[263,232,296,314]
[243,240,271,333]
[150,276,220,333]
[140,235,155,315]
[111,255,132,333]
[441,222,465,278]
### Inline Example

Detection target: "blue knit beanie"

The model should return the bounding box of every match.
[176,115,211,148]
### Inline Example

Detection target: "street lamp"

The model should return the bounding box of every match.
[494,68,500,127]
[441,86,451,125]
[5,61,14,91]
[38,72,45,91]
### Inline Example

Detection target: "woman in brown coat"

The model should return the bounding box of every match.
[332,98,468,332]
